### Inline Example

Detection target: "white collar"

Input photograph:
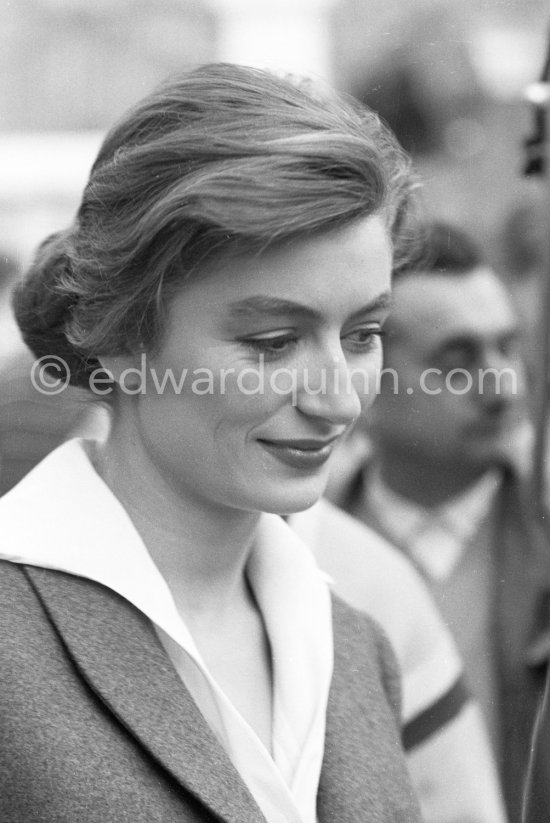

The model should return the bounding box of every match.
[0,439,333,823]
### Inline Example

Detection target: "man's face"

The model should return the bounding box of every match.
[371,266,527,472]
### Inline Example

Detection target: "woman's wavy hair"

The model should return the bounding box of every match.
[14,63,417,388]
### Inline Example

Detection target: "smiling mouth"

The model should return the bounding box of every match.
[258,437,339,470]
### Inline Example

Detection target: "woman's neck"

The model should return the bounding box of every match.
[92,420,274,748]
[92,423,260,618]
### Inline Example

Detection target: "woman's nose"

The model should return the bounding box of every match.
[294,350,364,426]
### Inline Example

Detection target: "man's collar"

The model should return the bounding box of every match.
[366,467,501,580]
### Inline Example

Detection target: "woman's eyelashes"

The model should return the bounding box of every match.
[239,324,384,362]
[343,325,385,354]
[240,332,299,361]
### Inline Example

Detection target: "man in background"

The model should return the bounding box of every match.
[330,221,550,821]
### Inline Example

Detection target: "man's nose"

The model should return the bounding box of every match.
[477,347,523,407]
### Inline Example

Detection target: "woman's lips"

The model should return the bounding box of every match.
[258,438,338,470]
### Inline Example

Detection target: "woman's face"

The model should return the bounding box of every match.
[115,215,392,515]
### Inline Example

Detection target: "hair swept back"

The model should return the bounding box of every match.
[14,62,416,388]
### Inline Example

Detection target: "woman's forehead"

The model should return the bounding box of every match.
[172,216,392,312]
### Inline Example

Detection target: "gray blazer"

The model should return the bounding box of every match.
[0,561,421,822]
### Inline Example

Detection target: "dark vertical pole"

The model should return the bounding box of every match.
[521,30,550,823]
[524,33,550,520]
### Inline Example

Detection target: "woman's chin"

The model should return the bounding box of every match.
[255,479,327,516]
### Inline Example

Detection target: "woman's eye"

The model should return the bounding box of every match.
[344,326,384,353]
[242,334,298,359]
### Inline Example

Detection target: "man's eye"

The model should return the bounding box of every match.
[437,343,478,373]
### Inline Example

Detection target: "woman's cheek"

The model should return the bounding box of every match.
[351,352,384,410]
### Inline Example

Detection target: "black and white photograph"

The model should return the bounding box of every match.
[1,2,549,821]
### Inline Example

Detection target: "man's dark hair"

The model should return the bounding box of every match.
[395,220,482,280]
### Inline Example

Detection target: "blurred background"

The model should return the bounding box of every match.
[0,0,549,288]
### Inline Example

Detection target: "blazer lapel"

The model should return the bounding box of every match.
[318,595,421,823]
[24,565,266,823]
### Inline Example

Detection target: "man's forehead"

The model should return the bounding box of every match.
[387,265,517,350]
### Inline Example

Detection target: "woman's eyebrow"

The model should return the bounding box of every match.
[226,291,392,322]
[347,291,392,320]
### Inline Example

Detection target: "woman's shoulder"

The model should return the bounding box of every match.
[0,439,106,572]
[0,558,30,603]
[322,592,422,820]
[330,591,402,723]
[0,561,57,665]
[290,498,463,722]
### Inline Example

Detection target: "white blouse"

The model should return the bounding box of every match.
[0,438,334,823]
